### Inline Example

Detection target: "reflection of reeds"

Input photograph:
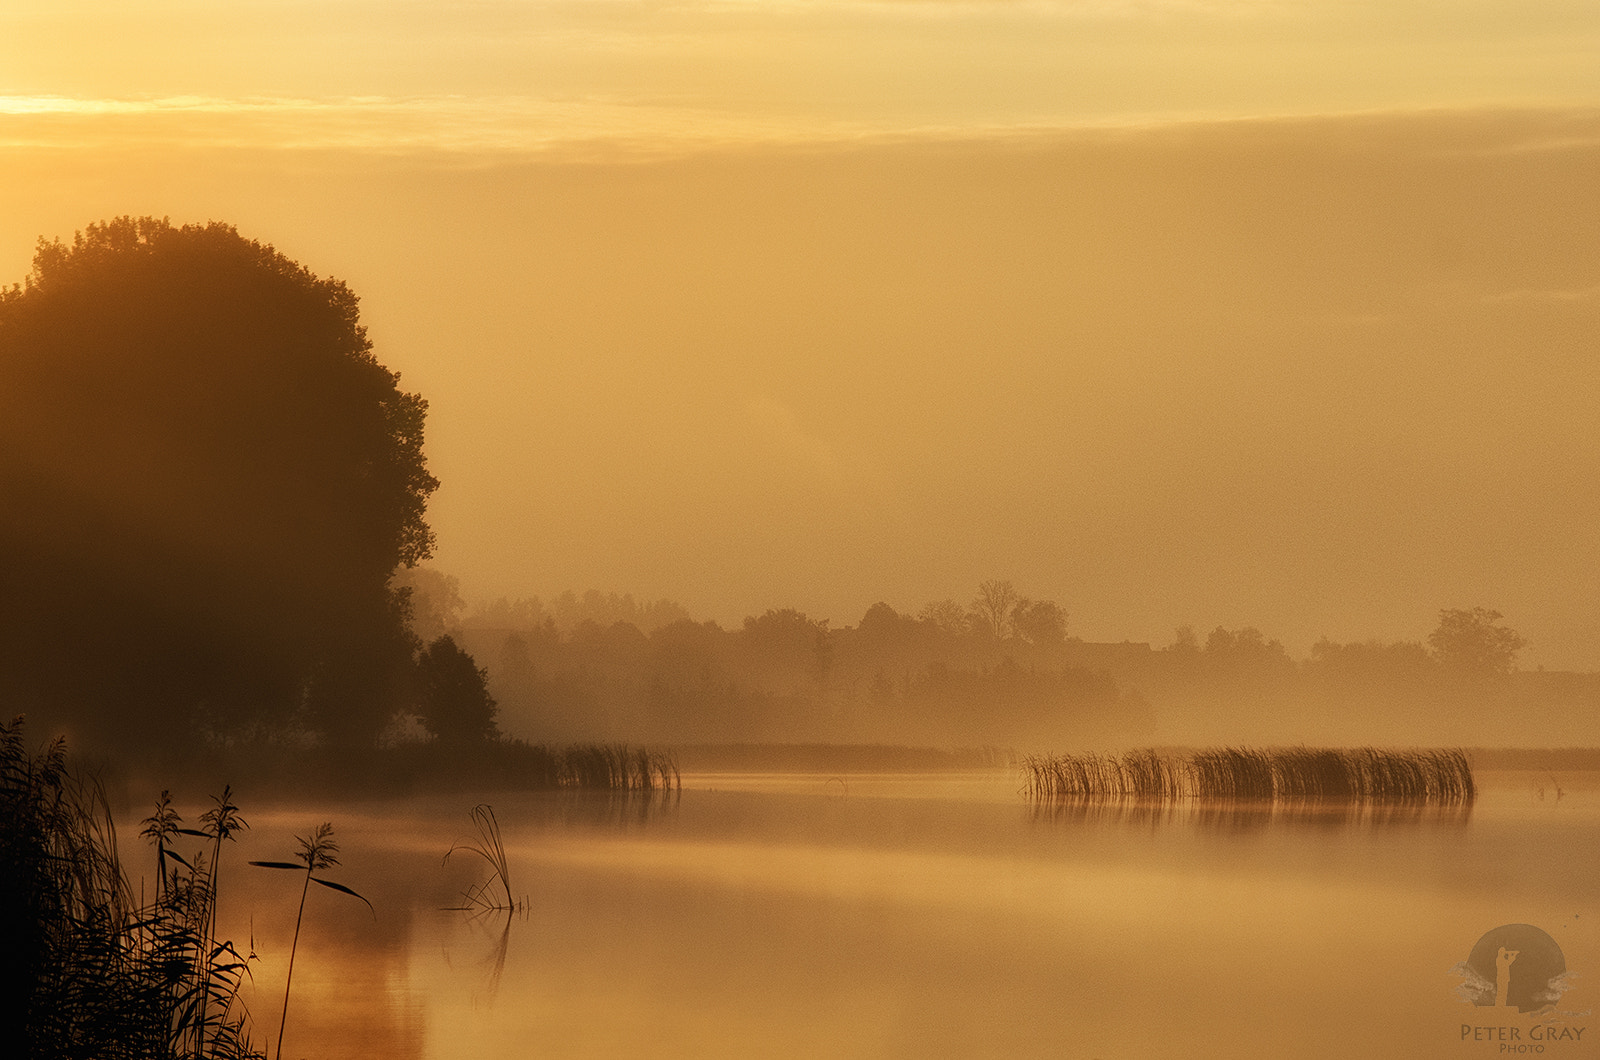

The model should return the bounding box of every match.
[1030,795,1475,831]
[1023,747,1475,805]
[551,788,682,830]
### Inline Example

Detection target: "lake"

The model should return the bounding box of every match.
[186,767,1595,1060]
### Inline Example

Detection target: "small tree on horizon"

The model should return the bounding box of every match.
[416,635,500,744]
[971,580,1021,640]
[1427,607,1526,676]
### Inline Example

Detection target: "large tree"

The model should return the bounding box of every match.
[0,217,438,747]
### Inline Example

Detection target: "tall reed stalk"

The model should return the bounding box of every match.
[139,787,259,1058]
[250,824,372,1060]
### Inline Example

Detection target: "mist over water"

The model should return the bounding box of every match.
[175,767,1598,1060]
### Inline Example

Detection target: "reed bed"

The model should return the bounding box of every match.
[3,716,265,1059]
[1023,746,1475,805]
[518,742,681,793]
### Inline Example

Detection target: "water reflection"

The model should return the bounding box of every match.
[445,905,525,1004]
[440,792,678,1007]
[220,773,1591,1059]
[1029,796,1475,831]
[543,789,681,830]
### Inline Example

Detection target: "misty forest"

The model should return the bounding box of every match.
[4,220,1595,1059]
[0,219,1588,760]
[3,219,1592,770]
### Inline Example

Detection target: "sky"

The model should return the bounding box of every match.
[3,0,1599,668]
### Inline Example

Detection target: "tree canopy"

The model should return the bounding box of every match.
[0,217,438,747]
[415,635,499,745]
[1427,607,1526,676]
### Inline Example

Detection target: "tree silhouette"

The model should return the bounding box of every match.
[971,580,1020,640]
[1013,597,1068,646]
[1427,607,1526,676]
[739,609,832,691]
[917,599,972,636]
[392,566,466,644]
[0,217,438,747]
[416,636,500,745]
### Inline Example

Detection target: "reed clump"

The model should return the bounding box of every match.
[537,743,681,792]
[1023,746,1475,805]
[444,804,523,913]
[387,739,682,794]
[2,716,264,1059]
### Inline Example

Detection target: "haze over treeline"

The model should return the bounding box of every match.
[3,219,1593,773]
[5,0,1599,716]
[7,111,1599,674]
[406,571,1598,750]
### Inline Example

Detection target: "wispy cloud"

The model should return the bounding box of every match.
[5,0,1595,153]
[0,93,835,153]
[5,91,1598,164]
[0,91,1235,155]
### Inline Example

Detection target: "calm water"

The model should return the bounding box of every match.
[187,769,1596,1060]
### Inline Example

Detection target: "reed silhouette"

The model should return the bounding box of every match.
[250,825,372,1060]
[444,804,523,914]
[1023,746,1475,804]
[2,716,264,1058]
[442,804,527,1005]
[508,742,681,792]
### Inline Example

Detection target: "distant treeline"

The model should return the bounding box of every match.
[406,579,1599,749]
[454,606,1135,748]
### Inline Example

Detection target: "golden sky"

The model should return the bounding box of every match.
[4,1,1599,666]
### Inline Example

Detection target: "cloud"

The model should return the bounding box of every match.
[689,0,1288,15]
[9,90,1589,164]
[0,93,826,153]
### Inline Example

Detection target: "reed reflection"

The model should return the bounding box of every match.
[438,792,679,1002]
[1028,795,1475,832]
[441,804,526,1004]
[540,789,682,832]
[444,904,523,1004]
